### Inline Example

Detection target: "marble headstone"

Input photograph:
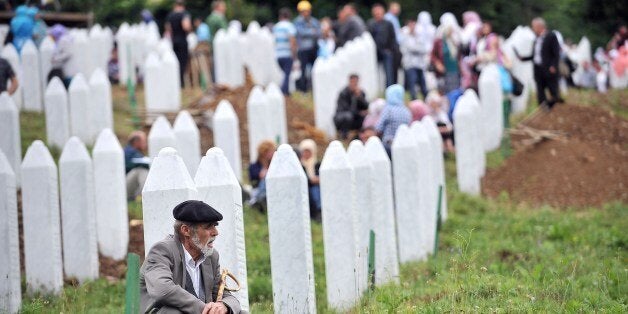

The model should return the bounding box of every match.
[89,68,114,136]
[266,144,316,313]
[21,141,63,295]
[59,137,99,283]
[194,148,249,312]
[0,151,20,313]
[93,129,129,260]
[68,73,93,144]
[1,44,22,109]
[478,64,504,152]
[0,93,21,186]
[173,110,201,177]
[148,115,177,158]
[142,147,197,255]
[44,77,71,149]
[20,40,42,112]
[212,100,242,180]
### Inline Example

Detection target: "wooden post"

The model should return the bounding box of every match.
[433,185,443,256]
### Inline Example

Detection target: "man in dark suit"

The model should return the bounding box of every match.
[515,17,562,110]
[140,200,241,314]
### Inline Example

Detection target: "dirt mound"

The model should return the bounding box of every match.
[482,103,628,208]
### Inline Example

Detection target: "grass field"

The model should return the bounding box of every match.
[16,88,627,313]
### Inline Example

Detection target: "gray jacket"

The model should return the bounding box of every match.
[140,234,241,314]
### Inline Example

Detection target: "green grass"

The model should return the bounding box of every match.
[17,88,627,312]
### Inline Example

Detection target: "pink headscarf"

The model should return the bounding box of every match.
[409,100,430,121]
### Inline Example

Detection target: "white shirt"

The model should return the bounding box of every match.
[534,32,546,65]
[183,245,206,298]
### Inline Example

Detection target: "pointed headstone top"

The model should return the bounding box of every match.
[46,77,67,96]
[22,140,55,168]
[391,124,417,148]
[365,136,389,161]
[320,141,350,171]
[143,147,195,192]
[247,86,267,104]
[214,100,237,119]
[69,73,89,91]
[246,21,260,33]
[40,36,55,51]
[195,147,239,187]
[89,68,109,85]
[0,150,14,176]
[1,43,18,59]
[21,39,37,54]
[145,52,160,67]
[266,144,304,179]
[93,128,121,152]
[149,116,174,138]
[0,91,16,112]
[421,116,441,140]
[162,49,178,64]
[265,82,282,96]
[347,140,369,168]
[173,110,198,133]
[60,137,90,162]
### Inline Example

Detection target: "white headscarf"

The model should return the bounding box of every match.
[415,11,436,53]
[437,12,462,58]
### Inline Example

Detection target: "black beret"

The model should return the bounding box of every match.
[172,200,223,223]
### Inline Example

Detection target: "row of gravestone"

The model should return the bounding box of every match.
[139,114,449,312]
[0,129,128,313]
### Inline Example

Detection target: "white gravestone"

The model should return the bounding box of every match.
[194,148,249,312]
[1,44,22,109]
[44,77,71,149]
[93,129,129,260]
[478,64,504,152]
[21,141,63,295]
[173,110,201,177]
[364,137,400,285]
[162,50,181,112]
[312,57,336,138]
[346,140,371,295]
[410,121,436,258]
[59,137,99,283]
[89,68,114,136]
[466,90,486,178]
[212,100,242,180]
[266,144,316,313]
[21,40,42,112]
[68,73,93,144]
[391,124,425,263]
[0,93,21,186]
[148,115,177,158]
[246,86,272,162]
[265,83,289,144]
[504,26,535,113]
[39,36,55,96]
[453,91,482,195]
[320,141,361,311]
[142,147,197,254]
[0,151,20,313]
[144,53,167,112]
[422,116,448,221]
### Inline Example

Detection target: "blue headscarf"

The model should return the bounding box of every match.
[385,84,405,106]
[10,5,37,52]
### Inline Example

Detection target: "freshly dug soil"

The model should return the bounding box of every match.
[482,103,628,208]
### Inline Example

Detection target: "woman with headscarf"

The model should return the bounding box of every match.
[375,84,411,156]
[425,91,455,153]
[409,99,430,122]
[10,5,37,52]
[362,98,385,129]
[432,13,462,94]
[48,24,74,86]
[299,139,322,220]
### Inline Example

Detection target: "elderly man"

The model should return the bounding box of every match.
[140,200,241,314]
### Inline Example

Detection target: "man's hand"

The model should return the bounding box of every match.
[201,302,228,314]
[549,66,556,74]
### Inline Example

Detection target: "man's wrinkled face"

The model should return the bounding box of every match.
[190,223,218,257]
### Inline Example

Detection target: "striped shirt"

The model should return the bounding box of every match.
[273,20,296,59]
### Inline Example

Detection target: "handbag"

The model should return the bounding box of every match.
[510,72,524,96]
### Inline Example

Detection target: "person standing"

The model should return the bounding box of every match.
[515,17,561,110]
[384,1,402,43]
[432,25,462,94]
[206,0,228,44]
[165,0,192,87]
[368,3,399,87]
[401,19,429,100]
[273,8,297,95]
[293,1,320,92]
[0,56,18,95]
[334,3,366,48]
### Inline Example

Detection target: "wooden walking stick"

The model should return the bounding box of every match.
[216,269,241,302]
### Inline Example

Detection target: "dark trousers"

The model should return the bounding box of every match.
[297,48,317,92]
[173,41,189,88]
[534,64,560,108]
[379,50,395,87]
[405,68,428,100]
[277,57,293,95]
